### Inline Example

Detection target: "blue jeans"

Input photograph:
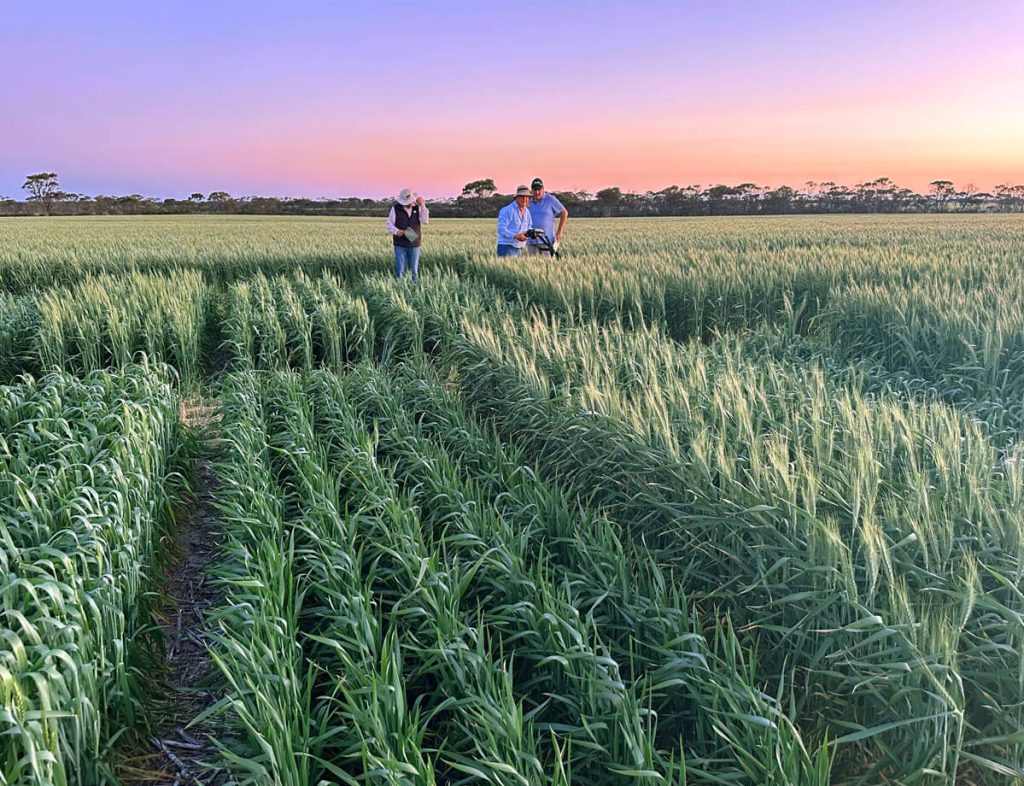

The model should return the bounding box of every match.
[394,245,421,280]
[496,244,522,257]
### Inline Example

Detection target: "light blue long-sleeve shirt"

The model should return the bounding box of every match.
[497,201,533,248]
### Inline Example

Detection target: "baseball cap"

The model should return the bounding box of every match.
[531,178,544,189]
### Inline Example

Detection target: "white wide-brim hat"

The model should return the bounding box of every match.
[397,188,417,206]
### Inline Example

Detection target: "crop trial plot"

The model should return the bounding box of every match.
[1,214,1022,785]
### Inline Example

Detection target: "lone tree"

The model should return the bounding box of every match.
[461,179,497,199]
[22,172,63,215]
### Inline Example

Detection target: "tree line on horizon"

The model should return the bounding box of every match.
[5,172,1024,218]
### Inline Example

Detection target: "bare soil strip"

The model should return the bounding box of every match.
[121,400,230,786]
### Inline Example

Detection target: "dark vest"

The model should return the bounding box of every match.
[392,203,422,248]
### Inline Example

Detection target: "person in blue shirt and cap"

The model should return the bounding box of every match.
[496,185,533,257]
[526,178,567,257]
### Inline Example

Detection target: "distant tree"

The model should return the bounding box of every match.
[247,197,282,214]
[22,172,64,215]
[867,177,897,199]
[863,178,895,210]
[994,184,1010,211]
[958,183,979,211]
[705,185,738,214]
[892,187,917,211]
[820,182,853,212]
[207,191,236,212]
[595,187,622,217]
[992,184,1024,212]
[929,180,956,212]
[115,194,146,215]
[460,179,497,199]
[1011,185,1024,213]
[764,186,798,213]
[189,192,205,202]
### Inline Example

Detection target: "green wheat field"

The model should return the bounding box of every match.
[2,215,1023,786]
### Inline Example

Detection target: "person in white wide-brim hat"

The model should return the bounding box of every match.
[386,187,429,281]
[496,185,533,257]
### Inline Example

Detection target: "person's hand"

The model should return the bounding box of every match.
[514,232,527,242]
[415,195,425,207]
[555,231,563,242]
[396,229,405,237]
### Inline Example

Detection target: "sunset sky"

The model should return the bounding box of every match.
[3,1,1023,199]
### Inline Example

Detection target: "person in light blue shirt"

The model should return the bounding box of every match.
[526,177,567,257]
[496,185,533,257]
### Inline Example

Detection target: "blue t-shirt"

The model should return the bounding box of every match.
[527,193,565,244]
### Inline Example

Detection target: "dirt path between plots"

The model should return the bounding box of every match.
[121,399,230,786]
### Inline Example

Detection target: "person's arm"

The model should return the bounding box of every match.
[549,196,567,241]
[386,206,404,236]
[497,206,516,244]
[416,196,429,225]
[555,208,568,241]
